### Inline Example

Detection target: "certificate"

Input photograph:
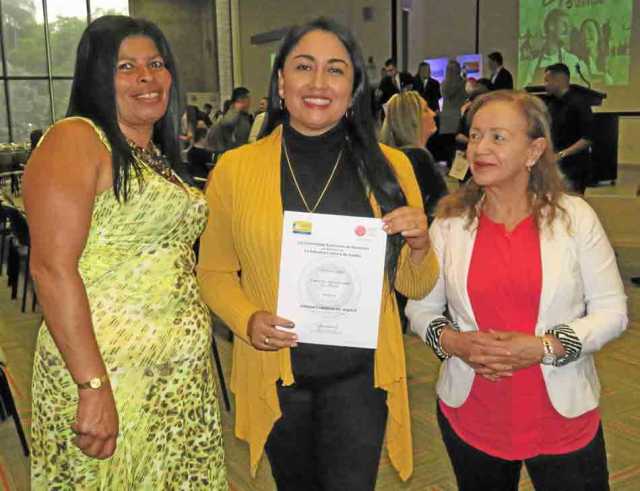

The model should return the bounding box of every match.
[277,211,387,349]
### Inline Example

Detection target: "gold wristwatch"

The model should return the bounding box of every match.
[77,374,109,390]
[540,336,557,366]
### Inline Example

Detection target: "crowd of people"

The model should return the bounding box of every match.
[20,12,630,491]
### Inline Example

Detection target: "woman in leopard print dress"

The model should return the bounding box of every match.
[24,16,226,489]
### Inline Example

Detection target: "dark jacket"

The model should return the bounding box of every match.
[491,67,514,90]
[378,72,414,105]
[414,76,441,112]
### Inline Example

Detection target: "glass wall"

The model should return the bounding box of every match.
[0,0,129,143]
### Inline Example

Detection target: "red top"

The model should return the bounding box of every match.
[440,214,599,460]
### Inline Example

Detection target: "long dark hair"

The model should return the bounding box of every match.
[67,15,182,200]
[260,17,407,283]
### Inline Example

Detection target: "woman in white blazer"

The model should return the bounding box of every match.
[407,90,627,491]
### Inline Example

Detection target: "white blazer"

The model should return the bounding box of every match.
[406,195,628,418]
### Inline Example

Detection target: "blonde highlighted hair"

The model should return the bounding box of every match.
[379,91,424,148]
[436,90,567,229]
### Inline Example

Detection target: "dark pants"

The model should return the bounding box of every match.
[437,403,610,491]
[265,364,387,491]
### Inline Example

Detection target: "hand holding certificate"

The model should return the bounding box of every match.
[277,211,387,349]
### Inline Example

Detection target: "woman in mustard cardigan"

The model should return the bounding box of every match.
[198,18,438,490]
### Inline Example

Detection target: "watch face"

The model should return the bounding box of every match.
[89,378,102,389]
[542,354,556,365]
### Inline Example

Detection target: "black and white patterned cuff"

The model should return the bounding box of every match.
[545,324,582,367]
[426,317,458,361]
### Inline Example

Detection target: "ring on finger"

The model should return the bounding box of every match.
[264,336,270,345]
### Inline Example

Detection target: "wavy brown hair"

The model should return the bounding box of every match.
[436,90,567,229]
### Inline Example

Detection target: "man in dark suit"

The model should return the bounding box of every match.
[414,61,441,112]
[488,51,514,90]
[377,58,413,106]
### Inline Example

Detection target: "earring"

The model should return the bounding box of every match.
[527,166,532,173]
[279,97,285,111]
[345,107,354,121]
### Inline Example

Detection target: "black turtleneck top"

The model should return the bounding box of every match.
[281,121,372,218]
[280,121,375,382]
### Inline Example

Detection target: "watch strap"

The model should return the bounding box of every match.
[77,374,109,390]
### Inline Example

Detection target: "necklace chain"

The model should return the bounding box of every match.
[282,137,343,214]
[127,139,178,184]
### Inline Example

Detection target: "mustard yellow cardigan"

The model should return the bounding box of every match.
[197,126,439,481]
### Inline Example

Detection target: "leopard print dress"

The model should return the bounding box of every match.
[30,118,227,490]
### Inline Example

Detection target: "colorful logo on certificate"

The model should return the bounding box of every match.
[293,220,312,235]
[354,225,366,237]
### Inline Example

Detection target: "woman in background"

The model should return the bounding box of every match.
[380,90,447,335]
[438,60,467,167]
[380,90,447,220]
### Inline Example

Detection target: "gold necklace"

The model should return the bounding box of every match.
[127,139,178,184]
[282,137,343,214]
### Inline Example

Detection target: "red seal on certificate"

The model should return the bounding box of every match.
[354,225,366,237]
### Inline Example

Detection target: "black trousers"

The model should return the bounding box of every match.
[265,364,388,491]
[437,403,610,491]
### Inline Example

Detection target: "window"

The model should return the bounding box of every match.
[0,0,130,142]
[90,0,128,19]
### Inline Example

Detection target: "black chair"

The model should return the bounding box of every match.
[6,207,37,312]
[0,347,30,456]
[0,204,10,277]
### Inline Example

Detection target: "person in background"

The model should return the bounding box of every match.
[27,128,44,161]
[23,15,226,489]
[256,96,269,116]
[438,59,467,167]
[380,91,447,220]
[187,126,214,181]
[487,51,514,90]
[453,78,492,183]
[406,90,627,490]
[380,90,449,334]
[414,61,441,113]
[456,78,492,152]
[201,102,214,127]
[377,58,413,106]
[217,86,252,151]
[198,17,439,490]
[211,99,231,124]
[249,96,269,143]
[544,62,594,194]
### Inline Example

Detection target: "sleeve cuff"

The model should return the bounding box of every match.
[545,324,583,366]
[426,316,458,361]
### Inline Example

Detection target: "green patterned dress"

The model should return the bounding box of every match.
[30,118,227,490]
